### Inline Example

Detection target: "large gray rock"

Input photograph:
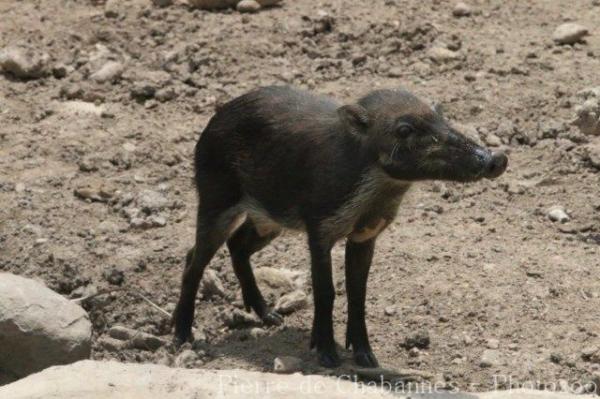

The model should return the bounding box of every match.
[0,360,596,399]
[0,360,393,398]
[0,273,91,381]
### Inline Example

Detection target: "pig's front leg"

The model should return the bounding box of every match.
[344,238,379,368]
[307,230,340,368]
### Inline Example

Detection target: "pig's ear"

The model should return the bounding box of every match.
[338,104,370,136]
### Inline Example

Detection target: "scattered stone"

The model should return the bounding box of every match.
[0,273,92,379]
[129,214,167,229]
[256,0,282,5]
[98,336,127,352]
[480,349,502,368]
[553,23,589,45]
[511,346,527,355]
[387,67,403,78]
[73,184,113,202]
[275,290,307,314]
[538,120,565,139]
[408,347,420,358]
[452,2,472,17]
[108,325,136,341]
[237,0,261,13]
[547,206,570,223]
[130,332,168,352]
[427,47,461,64]
[401,330,430,350]
[484,133,502,147]
[188,0,238,9]
[104,0,122,18]
[550,352,563,364]
[60,101,105,117]
[90,61,124,83]
[147,214,167,227]
[103,267,124,285]
[249,327,267,339]
[137,190,168,213]
[573,87,600,136]
[200,269,226,298]
[384,306,396,316]
[273,356,303,374]
[583,143,600,170]
[155,86,178,102]
[130,82,157,102]
[222,308,260,328]
[254,267,297,300]
[108,325,166,351]
[0,45,50,79]
[581,346,600,362]
[0,360,401,398]
[78,157,99,172]
[486,338,500,349]
[52,64,69,79]
[174,349,199,368]
[152,0,173,7]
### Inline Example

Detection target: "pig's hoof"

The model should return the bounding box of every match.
[354,350,379,368]
[173,332,192,348]
[317,349,341,368]
[261,310,284,326]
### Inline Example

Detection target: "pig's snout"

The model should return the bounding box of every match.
[482,151,508,179]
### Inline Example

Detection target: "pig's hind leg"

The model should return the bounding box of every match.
[227,220,283,326]
[173,170,245,345]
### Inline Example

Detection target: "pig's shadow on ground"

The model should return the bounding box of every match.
[203,325,355,374]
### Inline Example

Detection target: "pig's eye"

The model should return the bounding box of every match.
[396,123,414,137]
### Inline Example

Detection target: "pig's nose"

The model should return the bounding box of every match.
[484,151,508,179]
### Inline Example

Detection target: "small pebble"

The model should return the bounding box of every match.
[103,267,125,285]
[275,290,307,314]
[401,330,430,350]
[480,349,502,368]
[200,269,226,298]
[249,327,267,339]
[553,23,589,45]
[237,0,261,13]
[273,356,303,374]
[452,2,472,17]
[547,206,570,223]
[486,338,500,349]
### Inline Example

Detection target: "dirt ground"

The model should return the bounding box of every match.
[2,0,600,392]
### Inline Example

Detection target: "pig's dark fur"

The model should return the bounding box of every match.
[173,85,507,368]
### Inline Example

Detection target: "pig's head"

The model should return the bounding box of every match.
[338,89,508,182]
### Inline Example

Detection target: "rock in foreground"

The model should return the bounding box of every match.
[0,360,392,398]
[0,273,91,381]
[1,360,594,399]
